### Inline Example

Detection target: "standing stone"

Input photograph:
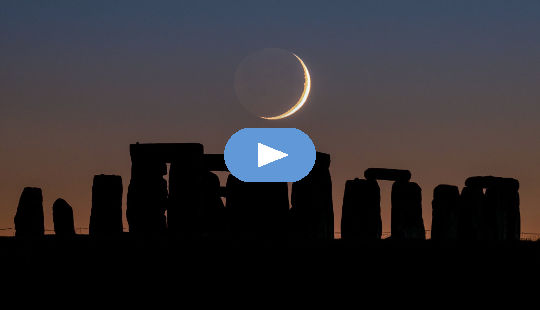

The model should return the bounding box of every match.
[341,178,381,240]
[226,175,289,241]
[502,182,520,240]
[168,151,205,238]
[200,171,226,238]
[391,181,425,240]
[128,143,206,237]
[53,198,76,237]
[461,176,520,241]
[90,175,123,237]
[14,187,44,237]
[290,152,334,240]
[431,185,459,241]
[458,186,485,240]
[483,186,500,241]
[484,180,520,241]
[127,161,168,235]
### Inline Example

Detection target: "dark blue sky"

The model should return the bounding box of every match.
[1,1,540,233]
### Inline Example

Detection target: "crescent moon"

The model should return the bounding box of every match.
[261,53,311,120]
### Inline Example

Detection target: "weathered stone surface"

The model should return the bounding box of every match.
[90,175,123,237]
[340,178,381,240]
[226,175,289,241]
[431,185,459,241]
[364,168,411,182]
[290,152,334,241]
[53,198,76,237]
[391,181,425,240]
[14,187,44,238]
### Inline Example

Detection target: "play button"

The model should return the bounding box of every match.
[224,128,316,182]
[258,143,288,167]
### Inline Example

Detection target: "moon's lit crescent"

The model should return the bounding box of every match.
[261,53,311,120]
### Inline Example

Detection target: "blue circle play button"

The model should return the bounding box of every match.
[224,128,316,182]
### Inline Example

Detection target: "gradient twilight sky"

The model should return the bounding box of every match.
[1,1,540,235]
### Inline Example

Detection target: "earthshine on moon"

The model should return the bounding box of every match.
[261,54,311,120]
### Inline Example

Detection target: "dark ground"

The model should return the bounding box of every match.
[1,236,538,303]
[2,235,539,274]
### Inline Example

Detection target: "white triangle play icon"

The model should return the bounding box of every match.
[258,143,288,167]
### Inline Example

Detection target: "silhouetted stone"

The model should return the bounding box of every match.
[460,176,521,241]
[14,187,44,238]
[504,185,520,240]
[200,171,227,238]
[391,181,425,240]
[127,160,168,235]
[127,143,229,238]
[204,154,227,171]
[90,175,123,237]
[431,185,459,241]
[53,198,76,237]
[485,182,520,241]
[128,143,205,235]
[168,147,205,238]
[341,178,381,240]
[226,175,289,241]
[465,176,519,191]
[458,185,485,240]
[364,168,411,182]
[290,152,334,240]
